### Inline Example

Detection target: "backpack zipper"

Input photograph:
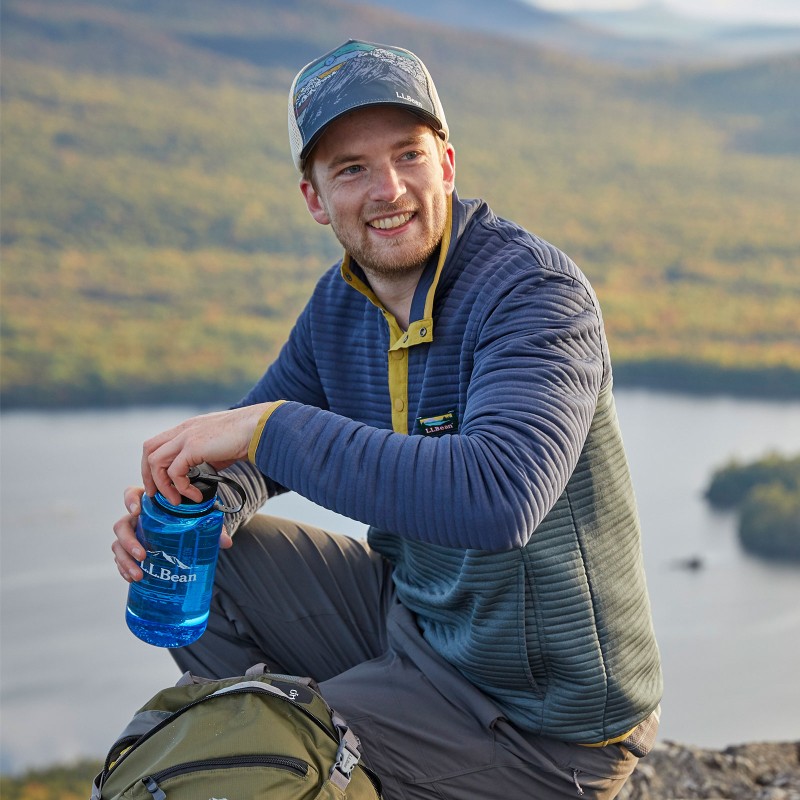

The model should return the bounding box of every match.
[100,685,381,796]
[142,754,308,798]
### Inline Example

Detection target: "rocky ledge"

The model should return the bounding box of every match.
[619,740,800,799]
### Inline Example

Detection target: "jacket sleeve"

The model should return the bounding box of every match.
[249,270,605,552]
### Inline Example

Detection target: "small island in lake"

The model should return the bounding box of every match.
[705,453,800,562]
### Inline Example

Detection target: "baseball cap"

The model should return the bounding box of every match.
[288,39,449,171]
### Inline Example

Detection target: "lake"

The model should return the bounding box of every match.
[1,390,799,773]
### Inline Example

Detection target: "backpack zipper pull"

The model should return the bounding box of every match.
[142,776,167,800]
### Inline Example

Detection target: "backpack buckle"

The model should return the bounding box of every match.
[330,725,361,790]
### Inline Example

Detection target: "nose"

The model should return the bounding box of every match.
[369,163,404,203]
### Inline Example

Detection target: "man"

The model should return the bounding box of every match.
[113,40,662,799]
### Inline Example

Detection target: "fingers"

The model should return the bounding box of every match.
[140,427,174,497]
[141,416,212,504]
[220,526,233,550]
[141,426,185,503]
[140,407,265,503]
[149,444,198,505]
[113,486,146,583]
[123,485,143,516]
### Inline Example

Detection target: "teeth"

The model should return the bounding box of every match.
[369,212,413,230]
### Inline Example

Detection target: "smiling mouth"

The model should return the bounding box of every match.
[367,212,414,230]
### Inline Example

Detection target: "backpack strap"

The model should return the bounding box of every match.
[245,662,270,678]
[329,711,363,792]
[175,669,217,687]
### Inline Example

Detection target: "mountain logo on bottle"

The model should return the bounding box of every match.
[146,550,191,570]
[140,550,197,583]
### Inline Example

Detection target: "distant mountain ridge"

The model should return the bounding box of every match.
[1,0,798,406]
[568,0,800,60]
[358,0,800,64]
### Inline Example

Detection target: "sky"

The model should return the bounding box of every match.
[528,0,800,25]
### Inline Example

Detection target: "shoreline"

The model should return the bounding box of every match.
[3,368,800,412]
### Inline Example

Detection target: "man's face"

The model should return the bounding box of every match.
[300,106,455,278]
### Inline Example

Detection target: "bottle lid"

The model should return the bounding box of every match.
[182,463,220,504]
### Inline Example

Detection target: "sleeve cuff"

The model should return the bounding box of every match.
[247,400,287,463]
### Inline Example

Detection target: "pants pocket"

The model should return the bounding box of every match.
[495,722,639,799]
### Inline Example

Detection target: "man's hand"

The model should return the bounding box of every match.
[112,486,233,583]
[140,404,270,505]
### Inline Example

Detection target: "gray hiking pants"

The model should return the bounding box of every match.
[171,514,640,800]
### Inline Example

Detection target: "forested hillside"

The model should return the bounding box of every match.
[2,0,799,407]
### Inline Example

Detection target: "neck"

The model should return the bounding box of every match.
[362,265,425,331]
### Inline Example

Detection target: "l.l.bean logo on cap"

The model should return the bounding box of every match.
[396,90,423,108]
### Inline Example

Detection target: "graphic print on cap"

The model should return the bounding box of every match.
[290,40,445,167]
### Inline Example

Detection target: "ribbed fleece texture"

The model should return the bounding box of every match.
[239,192,662,742]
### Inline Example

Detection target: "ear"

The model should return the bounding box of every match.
[441,142,456,195]
[299,178,331,226]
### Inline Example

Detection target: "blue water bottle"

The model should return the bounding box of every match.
[125,464,245,648]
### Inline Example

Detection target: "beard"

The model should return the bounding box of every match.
[329,192,448,278]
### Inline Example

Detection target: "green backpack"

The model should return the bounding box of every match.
[91,664,382,799]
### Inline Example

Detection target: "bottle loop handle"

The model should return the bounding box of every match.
[186,466,247,514]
